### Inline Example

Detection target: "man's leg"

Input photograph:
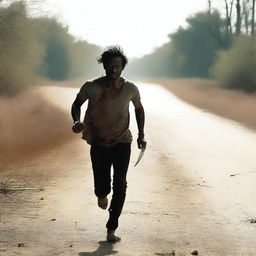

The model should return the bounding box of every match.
[106,143,131,234]
[90,144,112,208]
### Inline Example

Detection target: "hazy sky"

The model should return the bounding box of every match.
[35,0,224,58]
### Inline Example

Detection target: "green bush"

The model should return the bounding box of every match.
[210,36,256,92]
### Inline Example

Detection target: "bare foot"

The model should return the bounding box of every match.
[97,197,108,210]
[107,229,121,243]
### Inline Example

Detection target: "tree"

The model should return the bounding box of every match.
[208,0,212,14]
[222,0,255,36]
[242,0,250,34]
[128,10,228,79]
[236,0,242,35]
[168,10,227,77]
[224,0,235,38]
[0,1,44,94]
[34,17,103,80]
[252,0,255,35]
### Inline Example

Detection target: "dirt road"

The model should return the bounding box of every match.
[1,82,256,256]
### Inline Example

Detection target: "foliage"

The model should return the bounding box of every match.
[168,10,228,77]
[35,17,102,80]
[210,36,256,92]
[35,17,74,80]
[129,10,227,79]
[0,1,44,94]
[69,40,102,79]
[0,1,102,95]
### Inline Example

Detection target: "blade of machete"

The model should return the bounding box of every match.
[134,147,146,167]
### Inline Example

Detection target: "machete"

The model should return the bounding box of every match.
[134,146,146,167]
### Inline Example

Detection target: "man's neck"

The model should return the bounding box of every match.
[105,77,123,88]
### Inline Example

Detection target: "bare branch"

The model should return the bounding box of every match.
[252,0,255,35]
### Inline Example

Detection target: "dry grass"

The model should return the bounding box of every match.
[152,78,256,130]
[0,176,11,194]
[0,175,43,194]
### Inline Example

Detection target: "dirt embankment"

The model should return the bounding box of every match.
[152,78,256,130]
[0,88,73,165]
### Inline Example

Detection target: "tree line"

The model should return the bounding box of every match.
[128,0,256,92]
[0,0,102,95]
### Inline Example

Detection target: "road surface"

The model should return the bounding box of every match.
[1,82,256,256]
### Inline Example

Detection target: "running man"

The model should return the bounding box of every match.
[71,46,146,242]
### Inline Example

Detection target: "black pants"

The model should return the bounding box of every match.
[90,143,131,231]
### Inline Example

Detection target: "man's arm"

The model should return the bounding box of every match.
[71,81,91,134]
[133,100,147,149]
[71,96,82,123]
[71,96,85,133]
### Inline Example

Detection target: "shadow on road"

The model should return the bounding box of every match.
[79,241,118,256]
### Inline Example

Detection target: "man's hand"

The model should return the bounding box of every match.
[72,121,84,133]
[137,135,147,149]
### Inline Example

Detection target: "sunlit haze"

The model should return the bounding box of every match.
[33,0,223,58]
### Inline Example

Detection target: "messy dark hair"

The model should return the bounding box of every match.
[97,45,128,69]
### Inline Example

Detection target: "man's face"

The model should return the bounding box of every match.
[104,57,123,81]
